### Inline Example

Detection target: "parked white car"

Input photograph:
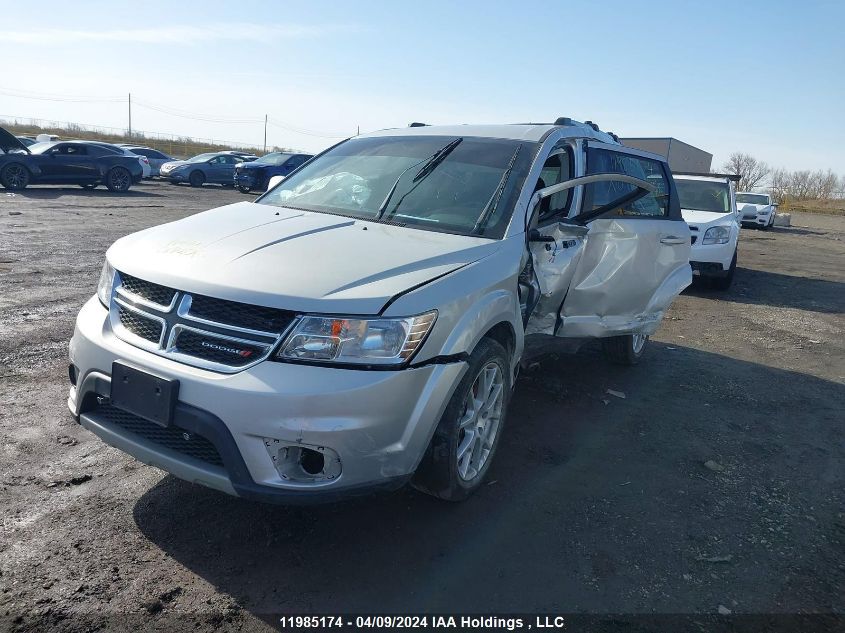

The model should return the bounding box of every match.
[673,173,740,290]
[69,119,691,503]
[736,191,777,229]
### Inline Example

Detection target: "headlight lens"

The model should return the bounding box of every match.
[276,312,437,366]
[96,260,115,307]
[702,226,730,245]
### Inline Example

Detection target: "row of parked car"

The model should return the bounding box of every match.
[0,126,314,194]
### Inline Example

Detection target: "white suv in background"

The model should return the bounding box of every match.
[736,191,777,229]
[673,173,740,290]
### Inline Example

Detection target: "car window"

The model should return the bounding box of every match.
[286,155,308,168]
[534,146,573,222]
[51,144,87,156]
[583,148,669,217]
[209,156,224,164]
[736,193,769,205]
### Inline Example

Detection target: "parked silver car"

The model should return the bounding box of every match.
[120,146,176,177]
[69,118,691,503]
[159,152,243,187]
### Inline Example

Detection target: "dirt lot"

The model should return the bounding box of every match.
[1,181,843,631]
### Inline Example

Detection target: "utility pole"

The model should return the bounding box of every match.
[263,114,268,154]
[128,93,132,138]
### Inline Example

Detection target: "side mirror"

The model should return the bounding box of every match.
[267,175,286,190]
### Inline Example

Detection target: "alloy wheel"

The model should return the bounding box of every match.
[456,362,504,481]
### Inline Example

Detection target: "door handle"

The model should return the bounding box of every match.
[660,236,688,245]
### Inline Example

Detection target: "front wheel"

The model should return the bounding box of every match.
[105,167,132,192]
[412,338,511,501]
[189,171,205,187]
[1,163,30,190]
[602,333,648,365]
[237,185,251,193]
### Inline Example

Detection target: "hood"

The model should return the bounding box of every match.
[0,127,30,154]
[160,160,191,171]
[108,202,499,315]
[236,161,268,171]
[681,209,734,227]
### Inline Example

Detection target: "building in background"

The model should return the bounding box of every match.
[621,137,712,173]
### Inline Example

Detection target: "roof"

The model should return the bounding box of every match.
[357,121,619,144]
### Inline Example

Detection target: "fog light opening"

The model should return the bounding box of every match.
[299,447,325,475]
[263,438,342,484]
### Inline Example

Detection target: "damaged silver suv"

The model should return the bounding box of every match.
[69,118,691,502]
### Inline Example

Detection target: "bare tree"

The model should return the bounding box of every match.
[722,152,770,192]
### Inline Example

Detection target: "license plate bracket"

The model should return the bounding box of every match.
[110,361,179,428]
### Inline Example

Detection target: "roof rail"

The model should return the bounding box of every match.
[408,122,429,127]
[554,117,572,126]
[674,171,741,182]
[584,120,600,132]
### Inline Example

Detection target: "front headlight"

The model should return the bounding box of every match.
[276,312,437,366]
[96,260,115,307]
[702,226,730,245]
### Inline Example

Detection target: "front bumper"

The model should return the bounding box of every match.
[689,238,735,276]
[68,297,467,503]
[741,212,772,227]
[234,172,260,189]
[161,171,187,183]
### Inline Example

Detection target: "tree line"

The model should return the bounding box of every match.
[721,152,843,203]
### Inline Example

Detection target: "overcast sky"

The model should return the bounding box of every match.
[2,0,842,172]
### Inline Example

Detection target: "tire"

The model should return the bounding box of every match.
[710,250,737,291]
[412,338,511,501]
[80,184,97,190]
[189,171,205,187]
[1,163,30,190]
[105,167,132,192]
[237,185,251,193]
[602,333,648,366]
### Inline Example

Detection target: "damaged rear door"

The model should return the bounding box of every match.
[525,143,691,338]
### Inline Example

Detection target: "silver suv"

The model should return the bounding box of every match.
[69,118,691,503]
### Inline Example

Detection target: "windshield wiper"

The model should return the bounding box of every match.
[472,145,521,234]
[375,137,463,220]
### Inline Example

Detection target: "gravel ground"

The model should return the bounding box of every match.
[1,181,843,631]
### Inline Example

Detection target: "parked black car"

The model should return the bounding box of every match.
[233,152,313,193]
[0,128,144,192]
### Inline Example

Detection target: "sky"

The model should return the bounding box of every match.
[2,0,843,173]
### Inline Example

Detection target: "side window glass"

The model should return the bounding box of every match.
[210,156,223,164]
[534,148,573,222]
[583,148,668,217]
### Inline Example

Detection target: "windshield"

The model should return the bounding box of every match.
[186,153,217,163]
[676,179,731,213]
[736,193,769,205]
[257,136,531,238]
[253,152,294,166]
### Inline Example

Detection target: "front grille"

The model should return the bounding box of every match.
[120,274,176,307]
[172,329,267,367]
[92,404,223,467]
[188,294,294,333]
[118,306,162,343]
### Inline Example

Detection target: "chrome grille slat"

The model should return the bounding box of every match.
[110,271,296,373]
